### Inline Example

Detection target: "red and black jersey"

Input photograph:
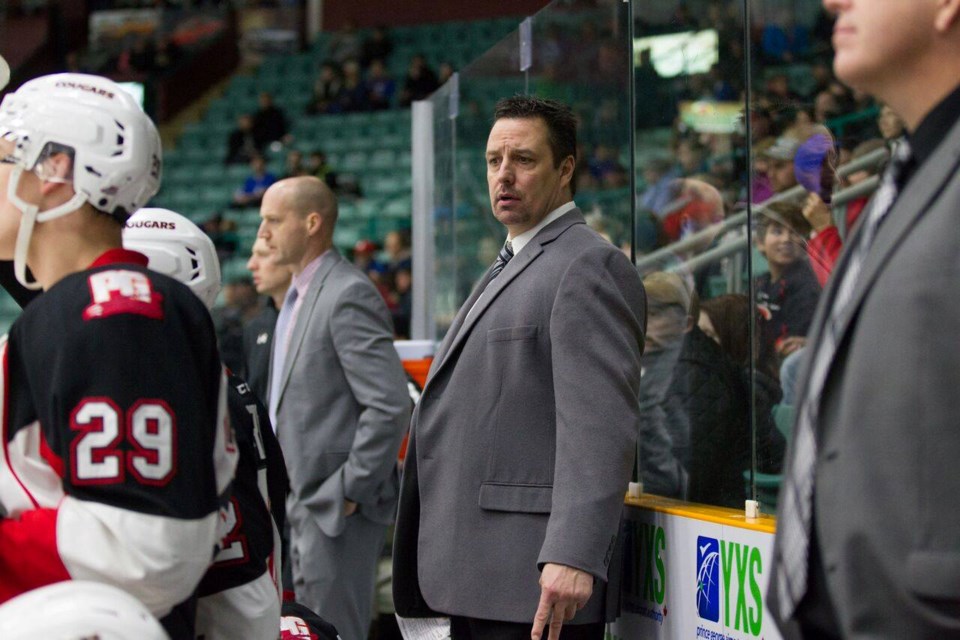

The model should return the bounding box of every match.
[199,372,288,597]
[0,250,236,636]
[281,601,342,640]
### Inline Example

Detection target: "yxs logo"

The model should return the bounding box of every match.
[695,536,764,636]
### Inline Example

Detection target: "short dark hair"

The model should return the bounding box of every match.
[755,200,812,240]
[493,95,578,195]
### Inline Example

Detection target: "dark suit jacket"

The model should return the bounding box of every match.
[770,113,960,637]
[393,209,646,623]
[242,302,277,406]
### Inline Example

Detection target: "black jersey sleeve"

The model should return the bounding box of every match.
[199,373,288,596]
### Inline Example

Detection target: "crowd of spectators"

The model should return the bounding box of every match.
[610,4,904,507]
[305,26,443,115]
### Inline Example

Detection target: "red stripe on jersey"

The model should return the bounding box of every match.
[39,430,64,478]
[88,248,150,269]
[2,345,39,510]
[0,508,70,602]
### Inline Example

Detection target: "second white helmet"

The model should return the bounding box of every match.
[124,208,222,309]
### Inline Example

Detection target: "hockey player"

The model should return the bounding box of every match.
[0,74,236,638]
[124,207,288,640]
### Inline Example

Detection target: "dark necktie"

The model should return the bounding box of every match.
[776,139,913,619]
[489,240,514,280]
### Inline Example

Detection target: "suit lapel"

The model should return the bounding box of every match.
[430,268,494,374]
[430,210,585,379]
[826,119,960,359]
[276,250,340,407]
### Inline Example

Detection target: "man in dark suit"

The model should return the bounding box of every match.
[243,237,291,405]
[393,96,646,640]
[770,1,960,637]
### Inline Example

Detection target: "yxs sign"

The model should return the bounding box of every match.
[623,522,666,605]
[696,535,764,636]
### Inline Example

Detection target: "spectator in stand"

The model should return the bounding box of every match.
[764,134,802,193]
[226,114,262,165]
[684,294,785,508]
[359,26,393,69]
[437,61,454,86]
[765,73,803,110]
[803,137,887,287]
[306,61,344,115]
[202,212,239,262]
[754,201,820,376]
[307,150,338,189]
[877,103,906,142]
[233,155,277,208]
[383,228,411,274]
[327,20,362,65]
[352,239,384,274]
[337,59,369,113]
[760,10,809,63]
[392,264,412,339]
[365,59,395,110]
[399,54,440,106]
[252,91,290,150]
[813,90,841,124]
[283,149,308,179]
[640,158,680,218]
[676,136,708,176]
[636,271,693,499]
[752,137,777,203]
[586,144,625,186]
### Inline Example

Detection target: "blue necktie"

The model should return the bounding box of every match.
[776,139,913,619]
[268,285,299,431]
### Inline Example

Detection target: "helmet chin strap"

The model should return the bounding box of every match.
[7,166,88,290]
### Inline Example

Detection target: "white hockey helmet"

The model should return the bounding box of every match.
[123,207,222,309]
[0,55,9,92]
[0,580,169,640]
[0,73,162,288]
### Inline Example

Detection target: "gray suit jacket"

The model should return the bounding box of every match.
[271,249,410,538]
[393,210,646,623]
[770,115,960,637]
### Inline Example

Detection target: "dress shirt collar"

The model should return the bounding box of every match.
[908,81,960,170]
[507,200,577,257]
[291,249,332,299]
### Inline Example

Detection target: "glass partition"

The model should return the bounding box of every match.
[423,0,634,339]
[416,0,887,516]
[746,0,888,513]
[629,0,757,508]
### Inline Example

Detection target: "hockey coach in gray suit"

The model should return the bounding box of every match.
[259,176,410,640]
[394,96,646,640]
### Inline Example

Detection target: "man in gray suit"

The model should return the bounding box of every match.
[393,96,646,640]
[770,1,960,637]
[259,176,410,640]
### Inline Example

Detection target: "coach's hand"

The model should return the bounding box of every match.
[531,563,593,640]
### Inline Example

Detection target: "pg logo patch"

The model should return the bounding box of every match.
[83,270,165,321]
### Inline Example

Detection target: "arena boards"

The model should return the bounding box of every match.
[608,495,783,640]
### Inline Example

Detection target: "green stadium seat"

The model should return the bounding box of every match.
[340,151,367,172]
[368,149,396,169]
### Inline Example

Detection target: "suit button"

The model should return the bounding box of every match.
[824,450,839,461]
